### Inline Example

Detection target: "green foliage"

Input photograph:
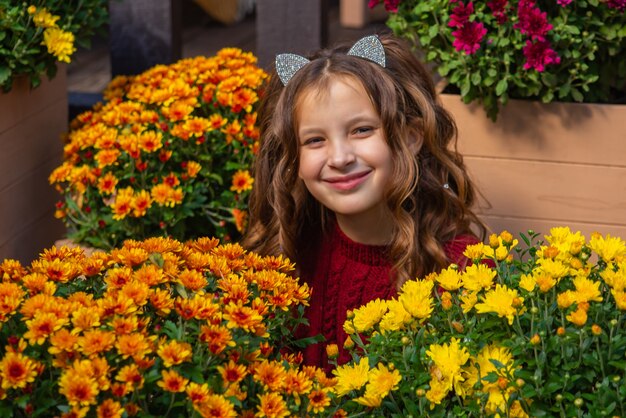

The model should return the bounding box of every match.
[386,0,626,120]
[0,0,108,91]
[337,227,626,416]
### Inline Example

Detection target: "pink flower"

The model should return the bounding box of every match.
[607,0,625,10]
[523,39,561,72]
[368,0,401,12]
[487,0,508,23]
[556,0,572,7]
[452,21,488,54]
[515,1,553,41]
[448,2,474,27]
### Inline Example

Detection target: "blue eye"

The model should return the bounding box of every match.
[353,127,373,136]
[303,137,324,146]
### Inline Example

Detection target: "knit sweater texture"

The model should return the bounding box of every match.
[298,222,480,371]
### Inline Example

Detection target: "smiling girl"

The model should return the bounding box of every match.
[243,33,487,369]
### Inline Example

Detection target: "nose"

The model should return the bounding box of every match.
[327,138,356,169]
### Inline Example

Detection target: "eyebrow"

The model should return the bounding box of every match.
[298,113,380,136]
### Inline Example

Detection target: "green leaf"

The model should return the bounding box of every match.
[571,87,584,102]
[495,79,508,96]
[0,66,10,85]
[471,72,482,86]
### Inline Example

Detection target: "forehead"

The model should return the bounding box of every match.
[295,75,371,111]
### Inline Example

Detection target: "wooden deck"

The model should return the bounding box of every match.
[67,4,389,94]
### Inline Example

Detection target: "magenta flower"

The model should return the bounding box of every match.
[448,2,474,27]
[515,2,553,41]
[487,0,509,24]
[607,0,625,10]
[368,0,401,12]
[452,21,488,54]
[556,0,572,7]
[523,39,561,71]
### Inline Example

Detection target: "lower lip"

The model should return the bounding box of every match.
[325,172,370,191]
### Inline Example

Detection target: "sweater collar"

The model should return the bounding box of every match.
[331,221,391,266]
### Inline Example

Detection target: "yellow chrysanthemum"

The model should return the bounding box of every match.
[33,7,60,28]
[474,284,523,325]
[589,233,626,263]
[462,344,516,406]
[379,299,412,332]
[566,306,588,327]
[519,274,536,292]
[601,262,626,291]
[572,276,603,303]
[398,279,434,319]
[435,266,463,291]
[351,298,388,333]
[536,258,570,279]
[460,291,478,313]
[42,27,76,63]
[333,357,370,396]
[194,393,237,418]
[461,263,497,292]
[354,363,402,407]
[426,338,470,393]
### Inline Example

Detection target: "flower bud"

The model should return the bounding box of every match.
[530,306,539,315]
[499,230,514,246]
[557,326,566,336]
[515,378,525,388]
[574,398,584,407]
[401,336,411,346]
[497,376,509,390]
[489,234,500,249]
[416,388,425,397]
[326,344,339,359]
[592,324,602,336]
[343,336,354,350]
[452,321,464,333]
[530,334,541,345]
[556,394,563,402]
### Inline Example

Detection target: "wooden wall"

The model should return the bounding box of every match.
[0,69,67,264]
[441,94,626,240]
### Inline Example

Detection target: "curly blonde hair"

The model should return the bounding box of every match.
[243,33,486,287]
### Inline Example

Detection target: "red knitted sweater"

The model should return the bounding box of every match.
[298,222,480,371]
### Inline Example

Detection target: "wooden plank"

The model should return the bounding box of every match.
[442,94,626,167]
[0,100,65,192]
[465,157,626,226]
[0,66,67,133]
[0,208,65,265]
[479,214,626,242]
[256,0,328,69]
[0,159,66,263]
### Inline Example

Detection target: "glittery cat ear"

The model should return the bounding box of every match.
[347,35,386,68]
[275,53,311,86]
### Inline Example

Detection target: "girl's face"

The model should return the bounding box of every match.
[296,76,394,243]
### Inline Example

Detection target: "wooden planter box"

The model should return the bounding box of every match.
[441,94,626,239]
[0,69,67,264]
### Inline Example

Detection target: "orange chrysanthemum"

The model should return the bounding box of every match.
[186,382,212,405]
[0,352,39,390]
[24,312,68,345]
[199,324,235,355]
[253,360,287,392]
[217,359,248,385]
[59,371,99,407]
[78,330,116,356]
[115,364,144,390]
[256,392,289,418]
[96,398,124,418]
[157,369,189,393]
[115,333,154,360]
[229,170,254,193]
[156,339,193,367]
[194,393,237,418]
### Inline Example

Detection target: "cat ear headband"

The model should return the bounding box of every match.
[275,35,386,86]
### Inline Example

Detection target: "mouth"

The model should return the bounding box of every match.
[323,170,371,191]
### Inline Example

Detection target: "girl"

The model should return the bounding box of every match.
[243,33,487,369]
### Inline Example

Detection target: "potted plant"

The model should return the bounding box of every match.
[49,48,267,250]
[335,227,626,417]
[378,0,626,119]
[0,1,107,263]
[371,0,626,240]
[0,0,108,91]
